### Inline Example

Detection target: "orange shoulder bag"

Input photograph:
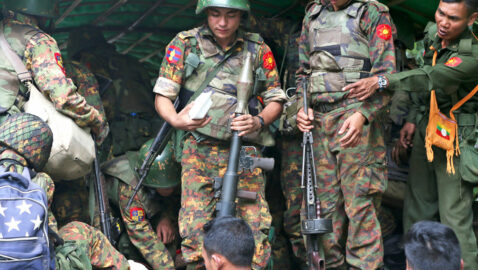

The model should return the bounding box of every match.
[425,49,478,174]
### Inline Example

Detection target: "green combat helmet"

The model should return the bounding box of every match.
[196,0,250,14]
[127,139,180,189]
[0,113,53,171]
[3,0,59,18]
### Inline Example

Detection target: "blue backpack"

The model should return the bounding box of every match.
[0,166,53,269]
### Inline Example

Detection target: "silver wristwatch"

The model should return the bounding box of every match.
[377,75,388,92]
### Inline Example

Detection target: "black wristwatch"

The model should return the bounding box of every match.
[377,75,388,92]
[256,115,265,128]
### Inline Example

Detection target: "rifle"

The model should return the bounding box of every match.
[125,98,180,210]
[215,52,275,217]
[92,134,114,244]
[300,79,332,270]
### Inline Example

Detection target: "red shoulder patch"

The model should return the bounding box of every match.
[263,51,276,70]
[376,24,392,40]
[54,53,66,75]
[129,207,145,222]
[166,45,183,64]
[445,57,462,67]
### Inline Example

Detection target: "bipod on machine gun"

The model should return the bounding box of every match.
[214,52,275,217]
[301,79,332,270]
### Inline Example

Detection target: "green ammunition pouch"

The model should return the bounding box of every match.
[55,240,92,270]
[458,113,478,184]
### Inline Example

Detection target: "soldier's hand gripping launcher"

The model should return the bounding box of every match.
[215,52,274,217]
[301,79,332,270]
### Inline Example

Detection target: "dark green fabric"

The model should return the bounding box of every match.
[55,240,92,270]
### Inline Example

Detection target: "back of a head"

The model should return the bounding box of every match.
[404,221,461,270]
[203,216,255,267]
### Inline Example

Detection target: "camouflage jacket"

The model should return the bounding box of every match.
[387,22,478,123]
[296,0,396,122]
[154,25,286,145]
[0,11,108,143]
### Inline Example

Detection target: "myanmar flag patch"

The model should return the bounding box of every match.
[445,57,462,67]
[263,51,276,70]
[130,207,145,222]
[166,45,182,64]
[436,123,451,140]
[377,24,392,40]
[54,52,66,75]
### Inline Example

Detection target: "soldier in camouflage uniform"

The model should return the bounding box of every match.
[51,60,109,227]
[0,113,137,270]
[154,0,287,269]
[0,0,108,144]
[345,1,478,269]
[67,27,160,158]
[296,0,396,269]
[102,139,181,269]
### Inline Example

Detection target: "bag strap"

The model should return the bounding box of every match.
[450,85,478,118]
[0,25,32,84]
[186,40,239,104]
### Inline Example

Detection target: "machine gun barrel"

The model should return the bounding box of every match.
[92,134,112,243]
[300,79,332,270]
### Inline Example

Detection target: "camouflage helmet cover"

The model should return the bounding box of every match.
[126,139,180,189]
[196,0,250,14]
[0,113,53,171]
[3,0,59,18]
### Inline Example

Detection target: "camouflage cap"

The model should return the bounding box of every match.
[196,0,250,14]
[0,113,53,171]
[126,139,180,189]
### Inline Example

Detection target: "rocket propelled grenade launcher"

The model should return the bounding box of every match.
[301,79,332,270]
[215,52,274,217]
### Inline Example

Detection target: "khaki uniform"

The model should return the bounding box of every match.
[386,23,478,270]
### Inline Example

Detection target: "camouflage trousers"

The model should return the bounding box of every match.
[118,183,175,270]
[279,135,307,264]
[312,107,386,270]
[58,221,129,270]
[179,136,272,270]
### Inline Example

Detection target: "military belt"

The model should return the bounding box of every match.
[312,99,358,113]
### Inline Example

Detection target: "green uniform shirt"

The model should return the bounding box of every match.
[386,23,478,122]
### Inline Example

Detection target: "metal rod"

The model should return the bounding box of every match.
[107,0,166,44]
[139,47,163,62]
[92,0,129,25]
[120,32,153,54]
[55,0,83,26]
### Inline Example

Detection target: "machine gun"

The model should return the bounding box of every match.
[214,52,274,217]
[125,98,180,210]
[300,79,332,270]
[92,134,115,244]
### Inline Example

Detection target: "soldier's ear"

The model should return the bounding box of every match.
[467,12,478,27]
[212,254,226,269]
